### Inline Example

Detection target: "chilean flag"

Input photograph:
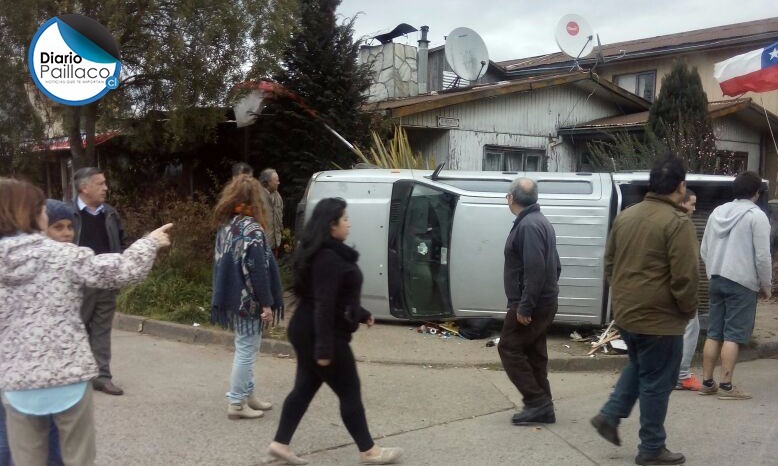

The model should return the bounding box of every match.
[714,41,778,96]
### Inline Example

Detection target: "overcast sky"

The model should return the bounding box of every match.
[337,0,777,63]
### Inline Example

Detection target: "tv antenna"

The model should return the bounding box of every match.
[555,14,595,70]
[444,27,489,89]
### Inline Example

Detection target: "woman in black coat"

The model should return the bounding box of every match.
[267,198,403,465]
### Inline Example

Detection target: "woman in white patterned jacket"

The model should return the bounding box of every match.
[0,177,172,466]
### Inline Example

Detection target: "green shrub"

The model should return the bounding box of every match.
[117,264,212,324]
[116,190,215,324]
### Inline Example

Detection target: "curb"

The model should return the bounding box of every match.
[114,313,778,371]
[113,313,294,356]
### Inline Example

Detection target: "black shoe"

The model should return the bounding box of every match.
[590,414,621,446]
[511,402,555,425]
[93,380,124,396]
[635,448,685,465]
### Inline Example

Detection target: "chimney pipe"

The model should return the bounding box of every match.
[418,25,429,94]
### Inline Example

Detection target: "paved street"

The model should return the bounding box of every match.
[95,330,778,465]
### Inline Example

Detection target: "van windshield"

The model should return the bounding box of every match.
[400,184,457,318]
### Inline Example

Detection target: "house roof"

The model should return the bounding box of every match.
[558,98,778,134]
[363,71,651,118]
[499,16,778,74]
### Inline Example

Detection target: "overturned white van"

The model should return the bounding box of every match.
[295,168,768,326]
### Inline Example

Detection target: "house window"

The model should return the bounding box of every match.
[614,71,657,102]
[578,152,597,172]
[483,146,543,171]
[715,150,748,175]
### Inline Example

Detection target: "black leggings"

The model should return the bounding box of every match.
[273,332,374,452]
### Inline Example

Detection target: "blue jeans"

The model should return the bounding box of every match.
[599,329,683,455]
[678,315,700,380]
[0,402,64,466]
[226,319,262,404]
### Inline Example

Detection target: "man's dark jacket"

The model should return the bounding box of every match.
[70,200,128,253]
[504,203,561,317]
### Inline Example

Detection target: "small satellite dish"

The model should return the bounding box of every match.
[233,90,265,128]
[555,14,594,59]
[445,27,489,82]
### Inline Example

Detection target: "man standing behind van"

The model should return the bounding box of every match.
[591,157,698,466]
[499,177,561,425]
[260,168,284,256]
[72,167,127,396]
[699,171,771,400]
[676,189,702,391]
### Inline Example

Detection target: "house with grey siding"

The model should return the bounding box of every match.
[359,20,778,193]
[363,72,650,172]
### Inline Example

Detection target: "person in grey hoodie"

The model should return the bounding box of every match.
[699,171,771,400]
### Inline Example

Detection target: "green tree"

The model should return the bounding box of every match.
[246,0,300,80]
[648,61,718,173]
[249,0,371,211]
[0,4,46,175]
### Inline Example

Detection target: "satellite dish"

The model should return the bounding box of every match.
[555,14,594,59]
[233,90,265,128]
[444,27,489,82]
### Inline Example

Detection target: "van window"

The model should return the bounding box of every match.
[436,179,512,193]
[538,180,593,195]
[401,184,456,318]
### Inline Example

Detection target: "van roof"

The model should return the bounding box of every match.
[613,173,737,183]
[315,169,600,183]
[315,169,740,184]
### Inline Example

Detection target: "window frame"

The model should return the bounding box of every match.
[614,70,657,102]
[715,150,749,175]
[482,145,545,172]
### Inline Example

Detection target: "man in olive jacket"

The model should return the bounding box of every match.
[591,157,698,466]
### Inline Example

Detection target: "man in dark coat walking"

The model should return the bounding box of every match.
[498,177,561,425]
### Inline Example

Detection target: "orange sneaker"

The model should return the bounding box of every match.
[675,375,702,391]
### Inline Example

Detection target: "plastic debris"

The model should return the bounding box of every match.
[610,339,627,351]
[415,322,464,340]
[192,322,201,327]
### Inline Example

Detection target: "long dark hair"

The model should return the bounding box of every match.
[293,197,347,295]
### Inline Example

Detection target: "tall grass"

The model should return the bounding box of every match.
[353,126,435,169]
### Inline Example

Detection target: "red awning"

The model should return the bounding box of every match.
[29,131,120,152]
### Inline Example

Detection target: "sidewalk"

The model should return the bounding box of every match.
[113,301,778,372]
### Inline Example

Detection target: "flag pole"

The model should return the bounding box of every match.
[759,96,778,196]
